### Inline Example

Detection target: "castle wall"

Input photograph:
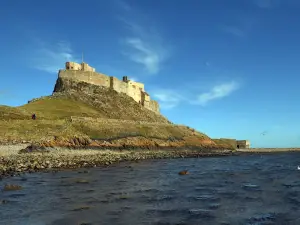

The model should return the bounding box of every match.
[81,63,95,72]
[141,92,150,107]
[147,100,159,113]
[127,85,142,103]
[66,62,82,70]
[111,77,143,104]
[128,80,144,91]
[59,70,110,88]
[143,100,150,109]
[60,63,160,114]
[110,77,128,94]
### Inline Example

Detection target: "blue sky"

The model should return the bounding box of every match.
[1,0,300,148]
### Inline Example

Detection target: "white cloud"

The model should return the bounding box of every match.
[194,81,239,106]
[152,89,183,109]
[31,40,77,73]
[124,38,167,74]
[150,81,240,109]
[118,3,169,75]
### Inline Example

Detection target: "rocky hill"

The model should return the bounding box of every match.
[0,75,235,150]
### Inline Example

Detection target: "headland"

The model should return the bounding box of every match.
[0,61,249,178]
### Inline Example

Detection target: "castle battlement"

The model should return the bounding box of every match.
[59,61,159,113]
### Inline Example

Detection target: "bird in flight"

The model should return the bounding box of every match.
[261,131,267,136]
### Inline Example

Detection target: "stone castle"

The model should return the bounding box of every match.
[58,61,160,113]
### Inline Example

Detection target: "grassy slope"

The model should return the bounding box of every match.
[0,78,234,149]
[0,105,29,120]
[0,97,210,143]
[18,98,105,119]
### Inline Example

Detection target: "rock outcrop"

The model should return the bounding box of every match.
[20,134,232,153]
[52,77,170,123]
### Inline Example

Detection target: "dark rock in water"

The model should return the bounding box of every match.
[71,206,90,211]
[3,184,22,191]
[1,199,9,204]
[178,170,189,175]
[75,179,89,184]
[78,170,89,174]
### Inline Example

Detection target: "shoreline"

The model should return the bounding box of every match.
[0,145,235,179]
[1,145,300,179]
[237,148,300,153]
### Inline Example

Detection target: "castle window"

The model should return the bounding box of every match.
[71,67,73,69]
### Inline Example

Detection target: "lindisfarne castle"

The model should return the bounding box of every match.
[58,61,160,113]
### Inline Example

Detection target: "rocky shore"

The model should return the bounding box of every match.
[0,144,235,179]
[237,148,300,153]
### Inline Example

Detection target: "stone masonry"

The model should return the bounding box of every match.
[59,61,160,113]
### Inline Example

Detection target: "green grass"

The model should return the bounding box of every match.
[0,118,210,143]
[0,105,29,120]
[0,95,208,142]
[71,120,205,140]
[0,79,214,144]
[18,98,103,119]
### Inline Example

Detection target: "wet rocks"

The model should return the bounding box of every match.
[1,199,9,204]
[0,143,234,179]
[20,134,233,152]
[71,206,90,211]
[75,179,89,184]
[178,170,189,175]
[3,184,22,191]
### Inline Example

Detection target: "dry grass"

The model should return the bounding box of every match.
[0,105,29,120]
[0,144,29,156]
[72,119,208,140]
[0,81,209,143]
[0,117,208,142]
[212,138,237,149]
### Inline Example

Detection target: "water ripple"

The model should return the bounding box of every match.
[1,152,300,224]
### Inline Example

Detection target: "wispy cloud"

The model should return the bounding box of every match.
[117,1,169,75]
[152,89,183,109]
[253,0,280,8]
[115,0,132,12]
[221,14,258,38]
[124,38,167,74]
[222,26,245,37]
[194,81,239,106]
[151,81,240,109]
[31,40,78,73]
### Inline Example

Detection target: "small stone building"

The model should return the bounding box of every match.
[236,140,250,149]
